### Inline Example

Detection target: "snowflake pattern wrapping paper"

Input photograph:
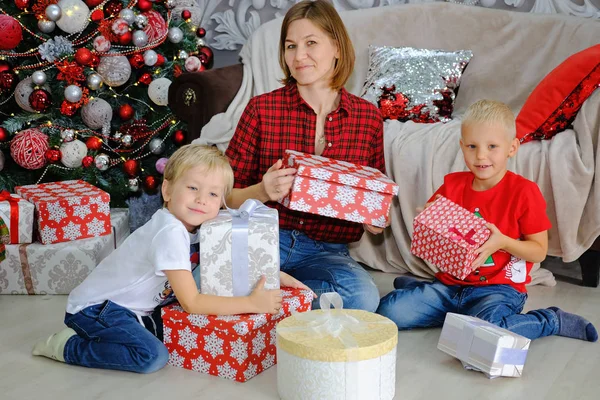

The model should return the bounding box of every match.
[0,208,129,295]
[15,180,111,244]
[411,196,491,280]
[279,150,399,228]
[161,288,314,382]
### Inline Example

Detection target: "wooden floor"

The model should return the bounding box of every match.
[1,267,599,400]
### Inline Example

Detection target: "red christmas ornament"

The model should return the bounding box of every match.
[137,0,153,12]
[118,31,132,45]
[123,159,140,177]
[172,130,186,146]
[0,127,9,142]
[129,53,145,69]
[0,71,18,96]
[45,149,61,163]
[155,53,165,67]
[181,10,192,20]
[60,100,78,116]
[85,0,104,7]
[29,89,52,112]
[90,9,104,23]
[86,136,103,151]
[0,15,22,51]
[10,128,49,170]
[75,48,93,66]
[143,10,168,43]
[138,73,152,85]
[119,104,134,120]
[82,155,94,168]
[0,60,12,74]
[143,175,159,192]
[196,27,206,38]
[14,0,31,10]
[199,46,214,69]
[104,0,123,17]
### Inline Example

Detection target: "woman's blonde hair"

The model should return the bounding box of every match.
[163,144,234,205]
[462,99,516,139]
[279,0,355,91]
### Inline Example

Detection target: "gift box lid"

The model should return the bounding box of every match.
[276,309,398,362]
[162,289,314,336]
[414,196,490,249]
[200,201,278,228]
[15,180,109,203]
[283,150,399,196]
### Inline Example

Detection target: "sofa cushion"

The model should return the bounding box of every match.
[516,44,600,144]
[361,45,472,123]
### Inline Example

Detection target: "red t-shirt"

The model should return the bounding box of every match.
[430,171,551,293]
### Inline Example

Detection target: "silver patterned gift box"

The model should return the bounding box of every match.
[0,208,130,295]
[437,313,530,378]
[0,192,34,244]
[199,199,280,296]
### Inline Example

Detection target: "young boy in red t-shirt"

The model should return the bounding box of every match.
[377,100,597,341]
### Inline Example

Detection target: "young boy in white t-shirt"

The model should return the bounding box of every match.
[32,144,310,373]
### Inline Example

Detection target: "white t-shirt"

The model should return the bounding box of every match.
[66,208,198,317]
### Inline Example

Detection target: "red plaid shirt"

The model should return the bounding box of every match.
[226,83,385,243]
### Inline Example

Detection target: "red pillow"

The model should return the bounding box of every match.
[516,44,600,144]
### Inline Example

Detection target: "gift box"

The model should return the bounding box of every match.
[411,196,491,280]
[279,150,399,228]
[0,191,34,244]
[161,288,314,382]
[437,313,530,378]
[199,199,279,296]
[276,293,398,400]
[0,208,129,295]
[15,180,111,245]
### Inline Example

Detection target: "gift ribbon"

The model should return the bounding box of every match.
[18,243,35,295]
[0,191,22,244]
[449,227,477,245]
[227,199,277,296]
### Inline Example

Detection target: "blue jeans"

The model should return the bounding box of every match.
[377,279,559,340]
[280,229,380,312]
[63,301,169,373]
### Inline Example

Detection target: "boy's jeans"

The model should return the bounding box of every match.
[377,279,559,339]
[279,229,380,312]
[63,300,169,373]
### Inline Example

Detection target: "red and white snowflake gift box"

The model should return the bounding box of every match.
[15,180,111,245]
[279,150,399,228]
[161,288,314,382]
[411,196,491,280]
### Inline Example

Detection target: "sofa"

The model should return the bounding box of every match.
[168,3,600,287]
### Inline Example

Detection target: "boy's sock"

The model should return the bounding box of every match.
[32,328,77,362]
[548,307,598,342]
[393,275,419,289]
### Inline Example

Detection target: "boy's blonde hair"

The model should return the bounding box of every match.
[279,0,355,91]
[163,144,234,205]
[461,100,516,139]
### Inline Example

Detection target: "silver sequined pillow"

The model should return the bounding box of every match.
[361,45,473,123]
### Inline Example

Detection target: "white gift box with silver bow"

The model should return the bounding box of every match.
[199,199,280,296]
[437,313,530,378]
[276,293,398,400]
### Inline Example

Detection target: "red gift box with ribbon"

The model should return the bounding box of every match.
[161,288,314,382]
[411,196,491,280]
[0,191,34,244]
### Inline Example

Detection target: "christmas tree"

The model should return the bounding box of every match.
[0,0,214,205]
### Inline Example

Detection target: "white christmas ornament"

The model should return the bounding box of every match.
[64,85,83,102]
[184,56,201,72]
[147,77,171,106]
[56,0,90,34]
[144,50,158,66]
[60,139,87,168]
[81,98,113,130]
[93,36,111,53]
[97,55,131,87]
[112,18,129,35]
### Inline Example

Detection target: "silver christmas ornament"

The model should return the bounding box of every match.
[113,131,123,140]
[165,0,176,9]
[143,50,158,66]
[167,27,183,44]
[38,20,56,34]
[87,73,103,90]
[31,71,48,86]
[94,153,110,171]
[121,134,133,147]
[196,38,205,47]
[135,15,148,29]
[178,50,188,60]
[61,129,75,142]
[132,30,149,47]
[128,178,140,192]
[148,138,165,154]
[64,84,83,103]
[45,4,62,22]
[118,8,136,25]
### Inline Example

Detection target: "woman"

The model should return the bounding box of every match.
[225,0,385,311]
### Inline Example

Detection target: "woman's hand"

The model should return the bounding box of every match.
[363,224,384,235]
[261,159,297,201]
